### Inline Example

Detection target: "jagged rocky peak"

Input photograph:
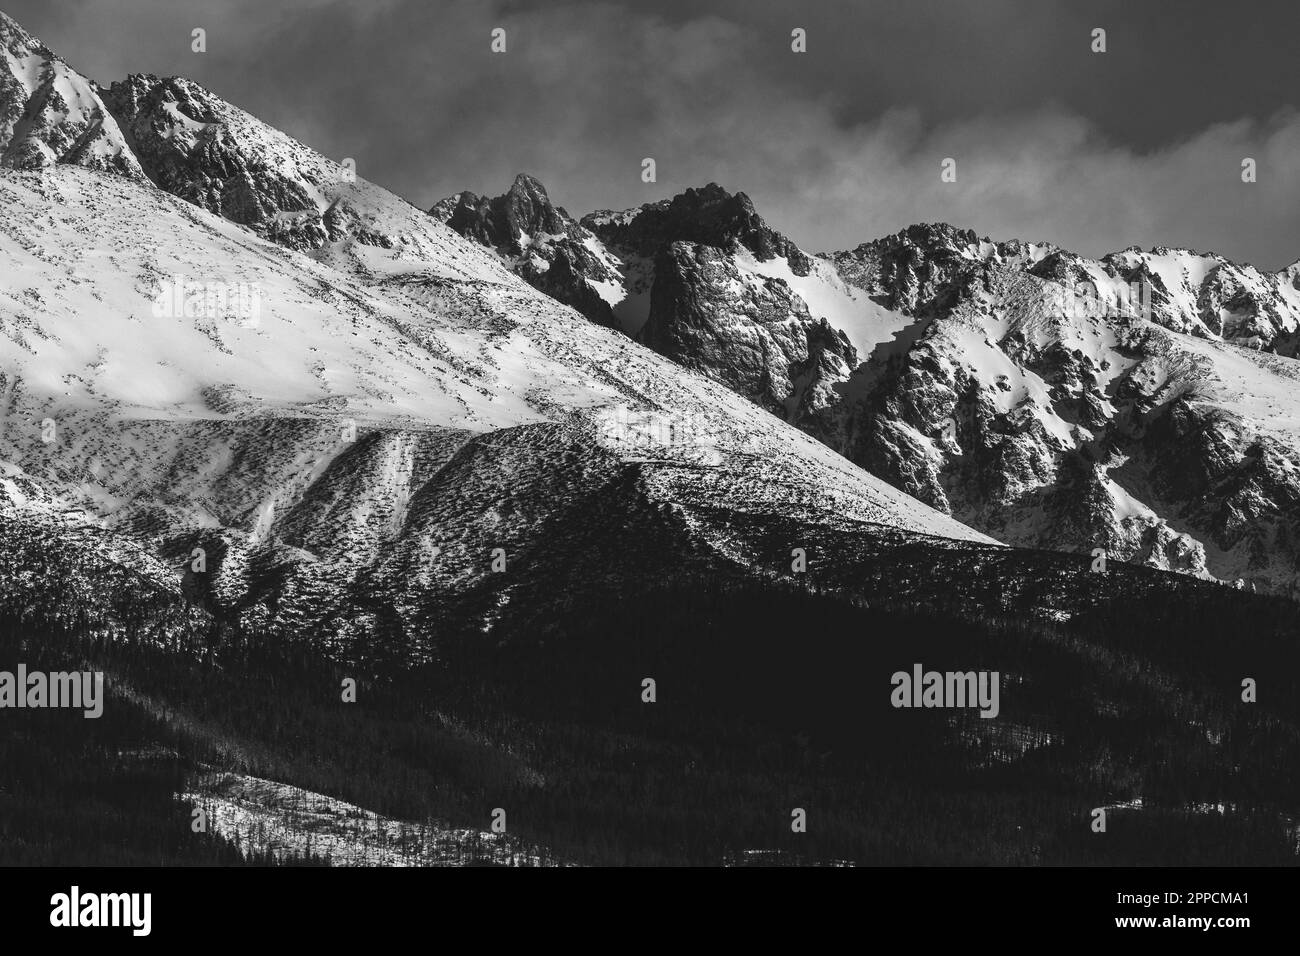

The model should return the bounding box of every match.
[582,182,812,275]
[430,172,628,328]
[429,172,576,254]
[0,10,142,178]
[431,173,859,411]
[835,221,1039,261]
[885,221,981,252]
[822,222,1058,314]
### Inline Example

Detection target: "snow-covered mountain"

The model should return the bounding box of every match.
[436,176,1300,595]
[5,0,1297,617]
[821,245,1300,592]
[9,8,1300,871]
[0,10,1001,659]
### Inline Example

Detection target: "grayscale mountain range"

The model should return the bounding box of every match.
[0,10,993,646]
[1,6,1299,878]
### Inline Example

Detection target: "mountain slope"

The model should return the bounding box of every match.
[0,155,994,657]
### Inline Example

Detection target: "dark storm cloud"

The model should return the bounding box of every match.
[6,0,1299,268]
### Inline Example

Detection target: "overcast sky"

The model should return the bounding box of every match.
[8,0,1300,268]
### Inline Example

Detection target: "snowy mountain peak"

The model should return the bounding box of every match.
[879,221,980,252]
[822,223,1047,315]
[0,8,50,57]
[433,176,840,340]
[100,72,361,247]
[428,172,630,328]
[0,10,142,178]
[507,170,560,207]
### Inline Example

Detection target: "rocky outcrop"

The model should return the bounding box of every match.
[432,172,571,250]
[99,73,391,251]
[430,174,624,328]
[642,241,855,420]
[824,224,1056,313]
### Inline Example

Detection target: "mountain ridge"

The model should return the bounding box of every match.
[432,173,1300,594]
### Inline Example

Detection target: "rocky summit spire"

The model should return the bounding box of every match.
[430,171,574,252]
